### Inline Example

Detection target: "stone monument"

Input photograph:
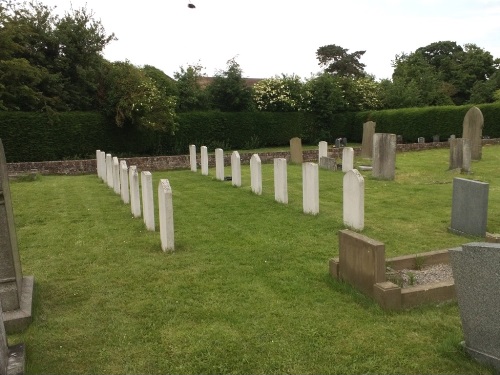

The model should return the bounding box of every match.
[372,133,396,180]
[361,121,376,158]
[289,137,303,164]
[0,301,25,375]
[0,139,34,333]
[462,106,484,161]
[449,178,488,237]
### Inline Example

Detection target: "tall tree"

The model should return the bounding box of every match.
[173,63,209,112]
[316,44,366,78]
[252,74,305,112]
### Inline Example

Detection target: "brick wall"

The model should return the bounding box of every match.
[7,138,500,176]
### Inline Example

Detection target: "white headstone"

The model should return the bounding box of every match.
[99,151,106,182]
[318,141,328,163]
[120,160,130,204]
[189,144,197,172]
[141,171,155,231]
[96,150,101,178]
[112,156,121,195]
[105,154,113,188]
[250,154,262,195]
[343,169,364,230]
[215,148,224,181]
[274,158,288,204]
[158,179,174,252]
[231,151,241,187]
[342,147,354,172]
[302,162,319,215]
[201,146,208,176]
[129,166,141,218]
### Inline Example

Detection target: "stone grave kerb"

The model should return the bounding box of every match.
[0,139,34,333]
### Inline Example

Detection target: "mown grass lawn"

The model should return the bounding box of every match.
[9,145,500,374]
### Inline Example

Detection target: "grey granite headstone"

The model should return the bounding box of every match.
[319,156,337,171]
[433,135,440,143]
[361,121,376,158]
[449,242,500,372]
[449,178,488,237]
[462,106,484,161]
[289,137,303,164]
[342,137,347,146]
[372,133,396,180]
[0,139,34,333]
[449,138,471,173]
[396,135,403,144]
[417,137,425,143]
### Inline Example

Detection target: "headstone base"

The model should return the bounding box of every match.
[6,343,25,375]
[462,342,500,372]
[2,276,34,334]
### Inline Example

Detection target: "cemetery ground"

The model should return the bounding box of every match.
[7,146,500,374]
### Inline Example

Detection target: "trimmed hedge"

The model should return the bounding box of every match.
[1,104,500,162]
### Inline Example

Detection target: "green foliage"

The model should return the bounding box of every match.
[316,44,366,78]
[173,63,210,112]
[143,64,178,97]
[252,74,305,112]
[207,57,254,112]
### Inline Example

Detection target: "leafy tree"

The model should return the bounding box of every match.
[338,75,381,111]
[143,64,178,97]
[98,61,177,132]
[207,57,254,112]
[469,69,500,104]
[173,63,209,112]
[316,44,366,78]
[252,74,305,112]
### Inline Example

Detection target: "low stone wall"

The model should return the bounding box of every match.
[7,138,500,176]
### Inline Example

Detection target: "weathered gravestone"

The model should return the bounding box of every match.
[141,171,155,231]
[189,145,197,172]
[112,157,120,195]
[302,162,319,215]
[128,166,141,218]
[201,146,208,176]
[449,242,500,372]
[289,137,303,164]
[105,154,113,188]
[449,138,471,173]
[433,135,440,143]
[0,140,34,334]
[250,154,262,195]
[318,141,328,163]
[372,133,396,180]
[158,179,174,252]
[0,301,25,375]
[462,106,484,161]
[99,151,106,183]
[418,137,425,144]
[396,135,403,144]
[274,158,288,204]
[231,151,241,187]
[342,147,354,172]
[343,169,364,231]
[361,121,376,158]
[119,160,129,204]
[215,148,224,181]
[319,157,337,171]
[449,177,488,237]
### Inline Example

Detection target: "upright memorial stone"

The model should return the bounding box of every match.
[96,150,101,179]
[0,140,33,333]
[342,147,354,172]
[112,157,120,195]
[189,145,197,172]
[158,179,174,252]
[129,166,141,218]
[449,138,471,173]
[274,158,288,204]
[302,162,319,215]
[372,133,396,180]
[417,137,425,143]
[462,106,484,161]
[106,154,113,188]
[250,154,262,195]
[231,151,241,187]
[119,160,129,204]
[449,178,488,237]
[361,121,376,158]
[141,171,155,231]
[201,146,208,176]
[290,137,303,164]
[99,151,106,182]
[343,169,364,230]
[215,148,224,181]
[449,242,500,372]
[318,141,328,163]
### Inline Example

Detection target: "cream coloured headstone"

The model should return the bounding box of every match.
[158,179,174,252]
[302,162,319,215]
[112,157,120,195]
[215,148,224,181]
[231,151,241,187]
[250,154,262,195]
[141,171,155,231]
[290,137,303,164]
[189,145,197,172]
[119,160,129,204]
[129,166,141,218]
[343,169,364,230]
[318,141,328,163]
[342,147,354,172]
[361,121,376,158]
[274,158,288,204]
[105,154,113,188]
[201,146,208,176]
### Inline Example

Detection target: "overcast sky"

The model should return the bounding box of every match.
[40,0,500,81]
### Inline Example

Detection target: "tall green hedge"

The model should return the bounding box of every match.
[1,104,500,162]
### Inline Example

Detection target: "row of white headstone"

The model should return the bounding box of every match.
[95,150,174,251]
[188,143,364,230]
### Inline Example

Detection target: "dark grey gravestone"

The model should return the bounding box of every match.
[396,135,403,144]
[0,302,25,375]
[372,133,396,180]
[342,138,347,146]
[449,178,488,237]
[418,137,425,143]
[319,157,337,171]
[449,242,500,372]
[462,106,484,161]
[0,140,33,333]
[335,138,342,148]
[449,138,471,173]
[433,135,440,142]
